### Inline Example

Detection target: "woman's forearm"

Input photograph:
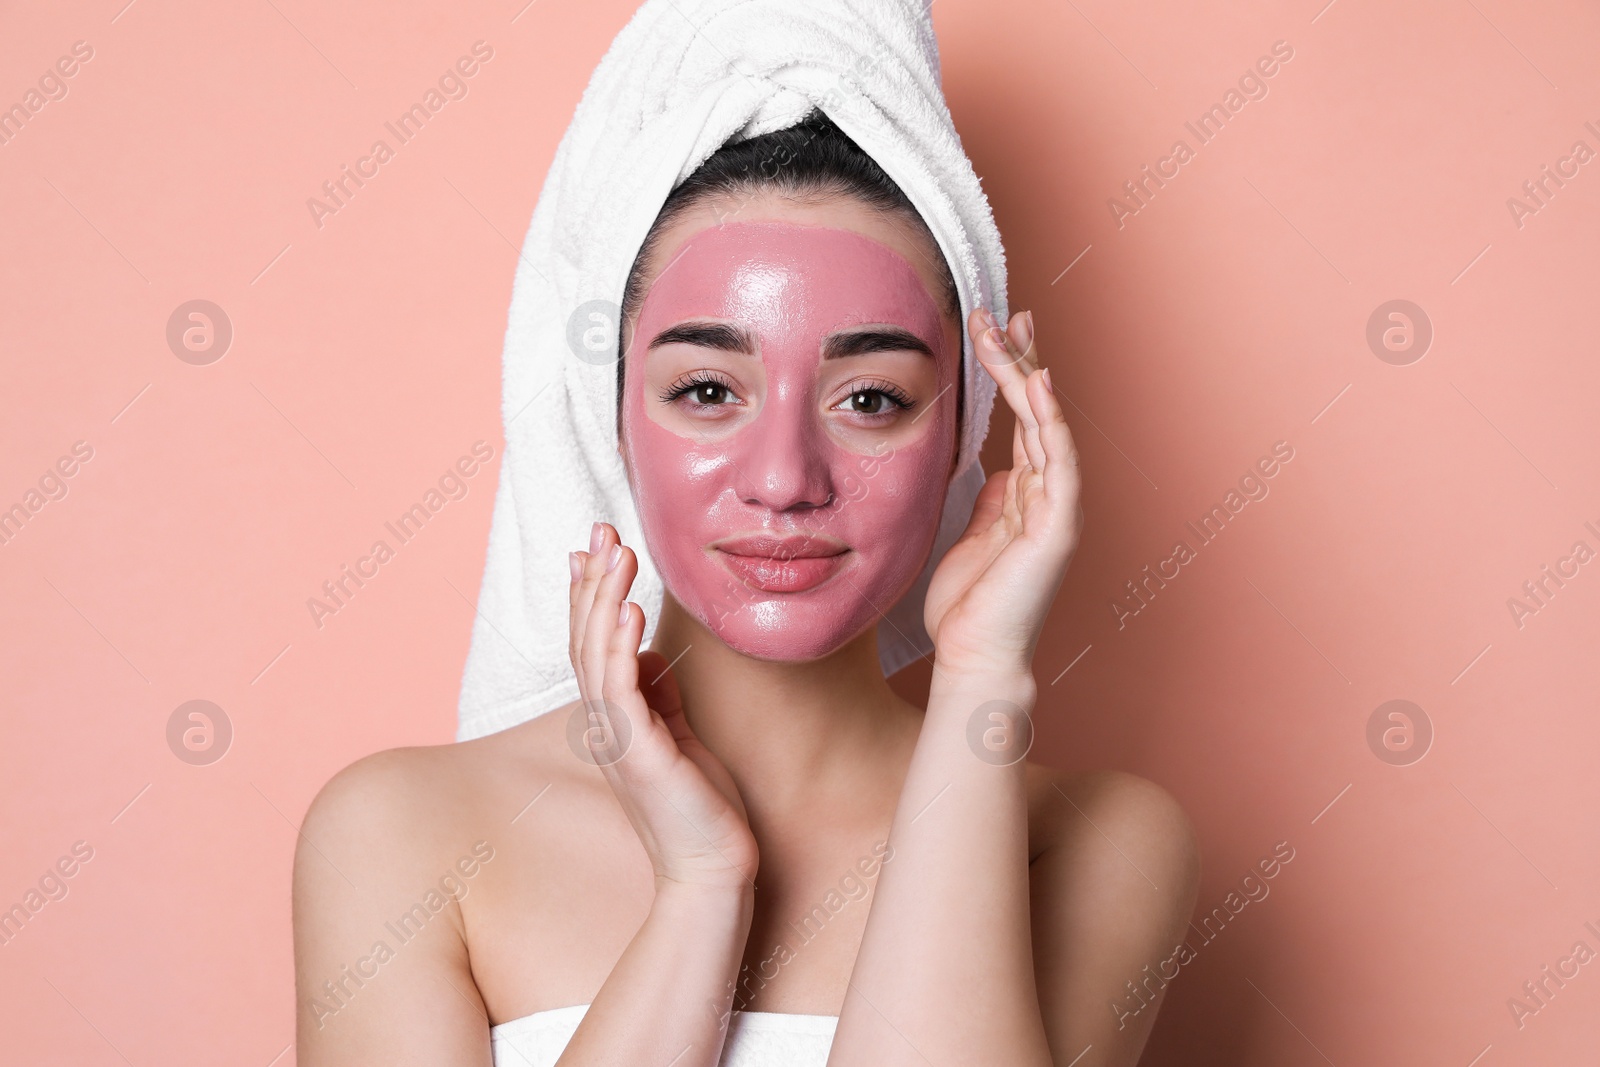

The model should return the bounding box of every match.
[830,667,1054,1066]
[556,881,753,1066]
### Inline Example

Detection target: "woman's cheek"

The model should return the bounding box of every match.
[836,427,953,564]
[629,421,718,535]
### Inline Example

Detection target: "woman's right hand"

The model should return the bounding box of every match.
[569,521,759,894]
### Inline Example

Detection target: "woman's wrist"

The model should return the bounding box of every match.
[648,880,755,1012]
[928,660,1038,704]
[652,876,756,926]
[925,664,1039,764]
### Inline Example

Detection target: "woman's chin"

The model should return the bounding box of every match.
[698,605,875,664]
[662,556,931,664]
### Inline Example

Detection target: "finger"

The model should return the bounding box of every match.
[1000,358,1049,476]
[638,649,695,745]
[967,307,1032,373]
[576,524,617,697]
[1010,312,1051,474]
[1002,461,1024,531]
[570,522,611,685]
[1009,310,1040,372]
[1011,404,1028,473]
[954,468,1009,545]
[568,551,600,690]
[568,549,586,686]
[1018,369,1049,474]
[581,525,634,707]
[972,315,1043,457]
[588,591,672,782]
[1028,373,1082,524]
[1008,312,1050,473]
[600,592,646,735]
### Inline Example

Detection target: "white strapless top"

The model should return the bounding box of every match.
[491,1003,837,1066]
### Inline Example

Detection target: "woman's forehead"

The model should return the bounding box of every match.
[642,193,952,316]
[637,221,943,343]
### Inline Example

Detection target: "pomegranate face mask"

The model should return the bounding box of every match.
[621,220,959,661]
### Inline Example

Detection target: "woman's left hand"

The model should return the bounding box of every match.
[922,308,1083,680]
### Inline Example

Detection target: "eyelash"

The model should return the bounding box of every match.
[839,378,916,414]
[657,371,739,406]
[657,373,916,417]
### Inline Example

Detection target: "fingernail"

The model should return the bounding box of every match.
[1041,366,1054,392]
[570,551,582,582]
[618,601,630,625]
[589,522,603,554]
[977,307,997,328]
[1016,310,1035,351]
[985,326,1008,351]
[605,544,622,573]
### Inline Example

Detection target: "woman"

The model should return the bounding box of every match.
[293,108,1198,1065]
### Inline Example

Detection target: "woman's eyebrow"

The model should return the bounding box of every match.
[647,321,756,354]
[645,321,933,359]
[822,326,934,360]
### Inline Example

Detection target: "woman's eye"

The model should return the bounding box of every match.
[846,390,891,414]
[659,375,740,408]
[835,383,914,417]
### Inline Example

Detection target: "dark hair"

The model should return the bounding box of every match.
[617,108,963,427]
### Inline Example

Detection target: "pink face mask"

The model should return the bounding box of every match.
[621,220,959,661]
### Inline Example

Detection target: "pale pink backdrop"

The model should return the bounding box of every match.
[2,1,1597,1064]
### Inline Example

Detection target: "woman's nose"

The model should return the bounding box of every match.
[731,390,834,512]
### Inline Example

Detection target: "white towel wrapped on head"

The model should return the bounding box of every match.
[457,0,1009,742]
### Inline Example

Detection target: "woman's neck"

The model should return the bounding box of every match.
[647,594,922,822]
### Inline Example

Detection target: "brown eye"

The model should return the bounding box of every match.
[658,373,740,407]
[833,380,915,418]
[848,390,889,414]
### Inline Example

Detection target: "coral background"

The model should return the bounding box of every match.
[2,0,1596,1064]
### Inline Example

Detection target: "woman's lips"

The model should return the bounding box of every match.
[710,533,850,593]
[716,550,845,592]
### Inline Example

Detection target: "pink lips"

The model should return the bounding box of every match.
[712,533,848,593]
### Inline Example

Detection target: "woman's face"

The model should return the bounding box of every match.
[620,196,961,661]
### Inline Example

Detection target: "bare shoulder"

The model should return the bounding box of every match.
[1024,764,1199,878]
[291,706,597,1057]
[294,705,592,886]
[1022,764,1201,1066]
[297,736,482,877]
